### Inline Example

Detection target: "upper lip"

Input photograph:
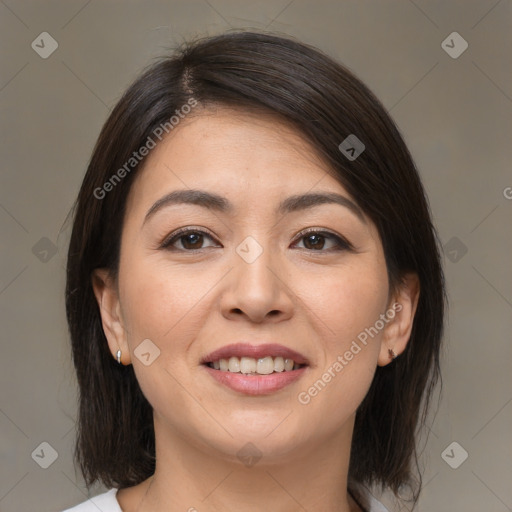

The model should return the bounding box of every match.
[201,343,309,366]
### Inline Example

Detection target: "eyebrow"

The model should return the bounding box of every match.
[143,189,365,225]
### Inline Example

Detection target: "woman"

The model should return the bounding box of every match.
[63,31,445,512]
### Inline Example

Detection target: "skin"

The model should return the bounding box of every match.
[92,107,420,512]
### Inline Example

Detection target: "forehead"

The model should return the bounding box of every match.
[126,107,354,217]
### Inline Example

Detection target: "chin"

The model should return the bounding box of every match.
[194,413,312,462]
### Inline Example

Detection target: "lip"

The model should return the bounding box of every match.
[203,364,308,395]
[201,342,310,366]
[201,342,310,396]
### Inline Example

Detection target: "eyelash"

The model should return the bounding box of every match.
[159,227,353,253]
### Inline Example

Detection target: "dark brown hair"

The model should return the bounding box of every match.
[65,30,445,506]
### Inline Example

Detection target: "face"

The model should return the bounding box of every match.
[94,107,416,464]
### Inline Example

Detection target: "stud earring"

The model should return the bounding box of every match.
[116,349,122,364]
[388,348,397,360]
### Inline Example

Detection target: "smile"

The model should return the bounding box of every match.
[201,343,309,395]
[207,356,304,374]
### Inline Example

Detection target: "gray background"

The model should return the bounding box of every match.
[1,1,511,511]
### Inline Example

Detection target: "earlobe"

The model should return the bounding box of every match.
[91,268,131,365]
[377,273,420,367]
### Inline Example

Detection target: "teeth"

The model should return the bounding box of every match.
[257,356,274,375]
[209,356,302,374]
[228,356,240,372]
[274,356,285,372]
[240,357,256,374]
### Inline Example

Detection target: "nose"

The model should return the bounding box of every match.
[220,244,294,324]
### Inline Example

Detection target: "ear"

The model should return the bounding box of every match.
[377,273,420,367]
[91,268,131,365]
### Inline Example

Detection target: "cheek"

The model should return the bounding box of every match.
[117,255,210,413]
[295,259,389,352]
[291,259,388,426]
[119,255,214,343]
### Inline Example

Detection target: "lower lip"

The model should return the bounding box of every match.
[203,365,307,395]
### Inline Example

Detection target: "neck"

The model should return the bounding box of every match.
[133,413,359,512]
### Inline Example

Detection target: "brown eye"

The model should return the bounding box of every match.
[302,233,326,250]
[161,229,219,251]
[293,230,352,252]
[180,232,205,250]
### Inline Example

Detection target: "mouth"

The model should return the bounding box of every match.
[201,343,309,395]
[206,356,305,374]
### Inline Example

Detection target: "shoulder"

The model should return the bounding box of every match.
[61,488,122,512]
[349,481,390,512]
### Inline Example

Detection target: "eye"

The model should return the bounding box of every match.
[160,227,352,252]
[292,229,352,252]
[160,228,220,251]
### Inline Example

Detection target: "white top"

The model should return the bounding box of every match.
[62,485,389,512]
[62,489,122,512]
